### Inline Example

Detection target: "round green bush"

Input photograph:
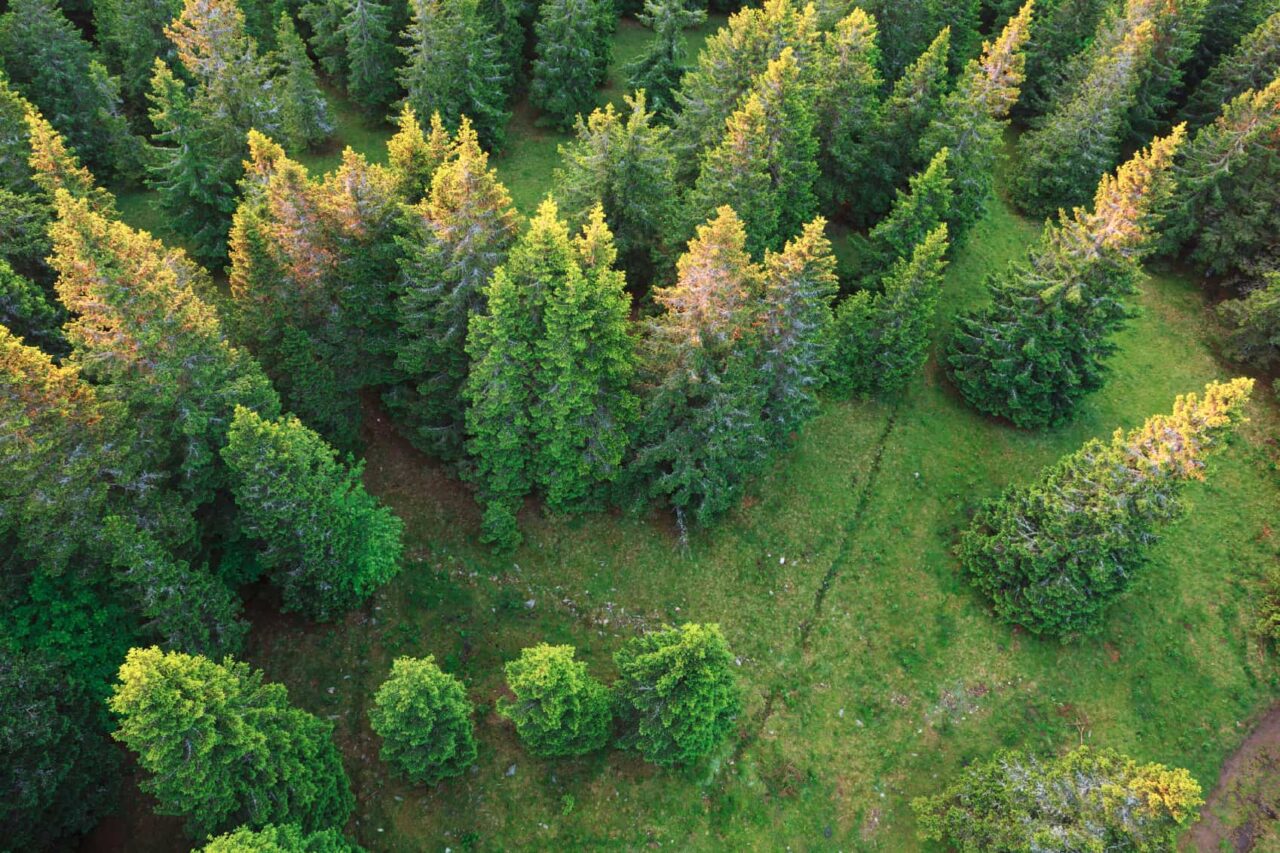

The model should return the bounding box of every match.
[368,656,477,785]
[498,644,611,757]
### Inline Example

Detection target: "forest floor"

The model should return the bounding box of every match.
[98,15,1280,853]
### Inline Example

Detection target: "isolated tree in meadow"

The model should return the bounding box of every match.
[1219,272,1280,369]
[531,0,614,130]
[951,127,1185,428]
[758,217,839,444]
[0,0,137,180]
[813,8,882,213]
[1182,10,1280,127]
[385,106,453,202]
[614,623,741,768]
[626,0,706,117]
[110,647,355,838]
[0,258,64,356]
[960,377,1253,636]
[392,120,519,460]
[369,656,478,785]
[1163,76,1280,279]
[499,644,612,757]
[631,207,766,526]
[94,0,184,104]
[200,824,363,853]
[914,745,1203,850]
[555,91,680,281]
[399,0,511,148]
[860,148,953,285]
[272,13,333,153]
[221,406,404,621]
[685,48,819,258]
[829,225,950,397]
[920,1,1033,242]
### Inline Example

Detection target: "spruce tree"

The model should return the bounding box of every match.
[1014,0,1112,117]
[555,91,679,281]
[498,644,612,757]
[919,1,1033,241]
[854,0,982,80]
[340,0,400,114]
[398,0,511,148]
[958,378,1253,636]
[1182,11,1280,127]
[110,647,355,838]
[369,656,478,785]
[613,623,741,768]
[272,13,333,153]
[0,258,64,356]
[94,0,184,105]
[391,120,519,460]
[829,225,950,397]
[1186,0,1277,98]
[386,106,453,203]
[813,8,882,214]
[1219,272,1280,370]
[950,128,1184,428]
[222,406,404,621]
[201,824,363,853]
[860,148,953,285]
[23,106,118,215]
[0,79,55,281]
[626,0,706,117]
[631,207,767,526]
[531,0,614,130]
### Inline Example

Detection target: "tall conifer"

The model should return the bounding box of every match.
[813,8,882,214]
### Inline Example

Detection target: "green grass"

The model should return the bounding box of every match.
[107,19,1280,853]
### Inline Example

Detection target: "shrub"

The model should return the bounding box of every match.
[498,644,611,757]
[369,656,478,785]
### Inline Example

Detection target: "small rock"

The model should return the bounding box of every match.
[838,708,844,718]
[779,556,785,565]
[824,826,833,839]
[326,687,336,695]
[506,764,517,777]
[524,599,536,609]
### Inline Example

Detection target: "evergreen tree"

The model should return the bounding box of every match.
[1219,272,1280,369]
[498,644,612,757]
[23,106,118,214]
[914,745,1203,850]
[958,378,1252,635]
[1014,0,1112,117]
[860,148,953,285]
[201,824,363,853]
[368,656,478,785]
[0,257,65,356]
[950,128,1184,428]
[854,0,982,80]
[94,0,184,105]
[340,0,400,114]
[813,8,882,213]
[0,0,138,180]
[110,647,355,838]
[1186,0,1278,99]
[555,91,679,281]
[1163,76,1280,278]
[386,106,453,203]
[391,120,519,460]
[626,0,706,117]
[685,48,819,258]
[631,207,767,526]
[830,225,950,397]
[531,0,614,130]
[0,78,54,281]
[165,0,275,136]
[398,0,511,148]
[221,407,404,621]
[272,13,333,153]
[1182,11,1280,127]
[919,1,1033,241]
[758,217,839,444]
[613,623,741,768]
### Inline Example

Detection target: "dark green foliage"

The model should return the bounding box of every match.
[1219,272,1280,369]
[399,0,511,148]
[531,0,614,130]
[613,623,741,768]
[498,643,612,757]
[1186,0,1279,100]
[950,129,1183,428]
[221,407,404,621]
[369,656,478,785]
[201,824,364,852]
[0,650,118,851]
[958,378,1252,636]
[95,0,184,105]
[860,148,953,285]
[0,0,138,181]
[1182,11,1280,127]
[914,746,1203,850]
[853,0,981,79]
[0,78,54,281]
[325,0,401,114]
[272,13,333,152]
[1014,0,1113,117]
[110,647,355,838]
[813,8,881,214]
[830,225,949,397]
[0,257,65,355]
[626,0,706,117]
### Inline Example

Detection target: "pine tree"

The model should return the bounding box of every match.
[110,647,355,838]
[554,91,679,281]
[0,79,55,281]
[830,225,950,397]
[23,106,118,215]
[1164,76,1280,278]
[813,8,882,213]
[631,207,767,526]
[94,0,184,105]
[919,1,1033,241]
[222,406,404,621]
[368,656,478,785]
[165,0,275,136]
[386,106,453,203]
[1012,19,1157,218]
[950,128,1184,428]
[480,0,525,89]
[613,623,741,768]
[272,13,333,152]
[1182,10,1280,127]
[958,378,1253,635]
[915,745,1203,849]
[860,148,953,285]
[531,0,614,130]
[1219,271,1280,369]
[626,0,706,117]
[854,0,982,80]
[685,48,819,258]
[498,644,611,757]
[398,0,511,148]
[1013,0,1113,117]
[340,0,400,114]
[1186,0,1277,99]
[0,258,64,356]
[200,824,363,853]
[391,120,519,460]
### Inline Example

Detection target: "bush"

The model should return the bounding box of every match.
[498,644,611,757]
[369,656,478,785]
[199,823,363,852]
[1257,566,1280,644]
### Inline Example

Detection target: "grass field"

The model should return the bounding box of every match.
[104,16,1280,853]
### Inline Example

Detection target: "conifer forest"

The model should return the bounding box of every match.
[5,0,1280,849]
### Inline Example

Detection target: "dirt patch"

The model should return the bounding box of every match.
[1185,703,1280,852]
